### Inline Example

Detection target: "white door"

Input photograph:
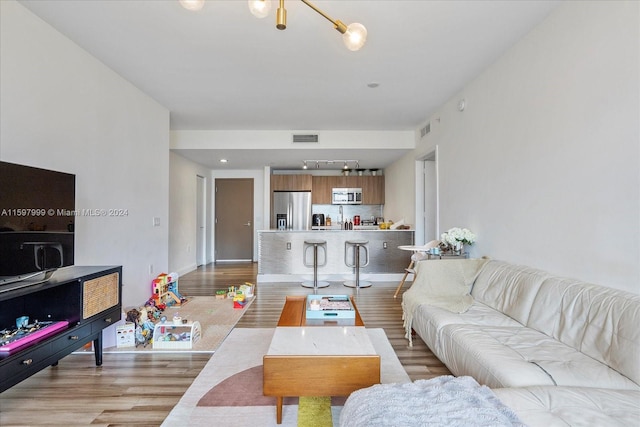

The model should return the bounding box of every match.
[416,147,438,245]
[423,156,438,242]
[196,175,206,266]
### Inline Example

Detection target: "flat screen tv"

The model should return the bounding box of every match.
[0,161,75,288]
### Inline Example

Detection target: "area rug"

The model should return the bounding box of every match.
[298,396,332,427]
[104,296,254,353]
[161,327,411,427]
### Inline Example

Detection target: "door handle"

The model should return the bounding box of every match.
[244,222,251,227]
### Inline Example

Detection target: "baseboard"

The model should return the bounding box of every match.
[176,263,198,277]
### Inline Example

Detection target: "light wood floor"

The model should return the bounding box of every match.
[0,262,449,426]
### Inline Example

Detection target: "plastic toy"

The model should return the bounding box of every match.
[151,272,187,307]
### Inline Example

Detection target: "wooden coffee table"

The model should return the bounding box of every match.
[275,295,365,327]
[263,295,380,424]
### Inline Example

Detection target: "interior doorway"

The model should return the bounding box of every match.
[215,178,254,262]
[415,147,439,245]
[196,175,206,267]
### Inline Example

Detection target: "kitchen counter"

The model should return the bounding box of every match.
[262,227,413,232]
[257,229,414,282]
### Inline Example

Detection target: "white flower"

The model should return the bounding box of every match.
[441,227,476,247]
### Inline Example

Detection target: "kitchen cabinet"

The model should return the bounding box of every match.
[312,175,384,205]
[271,174,312,192]
[312,176,333,204]
[360,176,385,204]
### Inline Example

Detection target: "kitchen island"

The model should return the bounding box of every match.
[257,229,414,282]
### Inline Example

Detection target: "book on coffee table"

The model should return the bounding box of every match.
[306,295,355,319]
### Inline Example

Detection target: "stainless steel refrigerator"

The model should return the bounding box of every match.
[272,191,312,230]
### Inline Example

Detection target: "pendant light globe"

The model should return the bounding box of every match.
[343,23,367,51]
[248,0,272,19]
[179,0,205,11]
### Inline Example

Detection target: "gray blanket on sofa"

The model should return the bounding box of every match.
[339,376,525,427]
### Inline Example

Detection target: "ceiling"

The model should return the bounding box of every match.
[18,0,560,170]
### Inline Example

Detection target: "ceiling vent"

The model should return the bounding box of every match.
[292,134,319,143]
[420,123,431,138]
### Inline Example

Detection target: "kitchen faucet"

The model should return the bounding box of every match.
[339,205,343,226]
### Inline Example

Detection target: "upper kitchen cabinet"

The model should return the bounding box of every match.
[312,176,334,204]
[360,175,385,204]
[312,175,385,204]
[271,174,312,192]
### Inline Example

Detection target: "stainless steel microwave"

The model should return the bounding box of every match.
[332,188,362,205]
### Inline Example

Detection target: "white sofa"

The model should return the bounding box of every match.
[395,259,640,425]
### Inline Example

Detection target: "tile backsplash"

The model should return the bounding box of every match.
[312,204,383,224]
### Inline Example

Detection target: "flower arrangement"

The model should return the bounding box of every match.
[440,227,476,252]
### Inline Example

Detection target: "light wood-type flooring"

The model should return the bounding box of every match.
[0,262,449,426]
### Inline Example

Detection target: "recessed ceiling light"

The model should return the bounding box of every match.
[367,82,380,88]
[220,159,228,163]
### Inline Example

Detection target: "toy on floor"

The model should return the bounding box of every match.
[151,272,187,308]
[239,282,255,298]
[125,307,155,347]
[233,293,246,309]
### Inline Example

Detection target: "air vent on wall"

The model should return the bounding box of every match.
[420,123,431,138]
[292,134,319,143]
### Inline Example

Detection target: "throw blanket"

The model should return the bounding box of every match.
[402,259,488,346]
[339,376,525,427]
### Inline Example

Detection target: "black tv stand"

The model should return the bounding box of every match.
[0,266,122,393]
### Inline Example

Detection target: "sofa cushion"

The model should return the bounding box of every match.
[402,258,488,345]
[528,278,640,386]
[471,260,549,325]
[412,301,523,358]
[494,386,640,427]
[440,324,639,390]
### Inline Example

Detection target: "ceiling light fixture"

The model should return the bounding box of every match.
[181,1,367,51]
[248,0,271,18]
[249,0,367,51]
[179,0,205,11]
[303,160,359,170]
[220,159,228,163]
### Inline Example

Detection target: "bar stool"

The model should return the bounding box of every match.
[302,239,330,291]
[344,240,371,288]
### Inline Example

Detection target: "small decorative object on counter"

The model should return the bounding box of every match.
[326,216,332,226]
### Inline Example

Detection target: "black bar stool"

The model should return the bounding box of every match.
[302,239,329,291]
[344,240,371,288]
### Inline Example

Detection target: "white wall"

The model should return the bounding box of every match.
[403,1,639,293]
[167,152,268,271]
[0,1,170,306]
[383,151,418,226]
[169,152,212,275]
